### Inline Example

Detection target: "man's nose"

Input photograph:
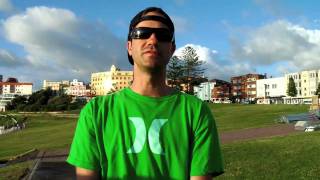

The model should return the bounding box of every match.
[147,33,158,45]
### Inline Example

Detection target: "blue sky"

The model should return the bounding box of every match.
[1,0,320,90]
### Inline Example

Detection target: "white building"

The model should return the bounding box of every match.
[256,77,286,104]
[194,82,216,101]
[0,77,33,112]
[65,79,89,97]
[284,70,320,104]
[0,78,33,96]
[43,80,70,91]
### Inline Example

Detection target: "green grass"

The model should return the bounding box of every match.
[0,114,77,180]
[210,104,309,132]
[217,132,320,179]
[0,161,33,180]
[0,115,77,160]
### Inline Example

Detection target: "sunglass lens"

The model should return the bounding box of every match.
[154,29,172,42]
[131,28,173,42]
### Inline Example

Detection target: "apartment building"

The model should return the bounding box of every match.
[0,77,33,95]
[91,65,133,96]
[284,70,320,104]
[231,73,266,102]
[65,79,90,97]
[0,77,33,111]
[194,82,216,101]
[43,80,70,91]
[211,82,231,103]
[193,79,230,102]
[256,77,286,104]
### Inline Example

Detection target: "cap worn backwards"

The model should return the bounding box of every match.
[127,7,175,65]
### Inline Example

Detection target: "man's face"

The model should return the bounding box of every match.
[127,12,175,71]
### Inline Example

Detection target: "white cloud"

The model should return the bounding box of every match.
[2,6,128,89]
[231,20,320,71]
[0,0,14,13]
[0,48,25,67]
[174,44,254,81]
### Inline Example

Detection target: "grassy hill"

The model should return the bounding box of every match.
[217,132,320,179]
[210,104,309,132]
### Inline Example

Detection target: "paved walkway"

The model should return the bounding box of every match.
[220,124,297,144]
[26,124,298,179]
[27,149,75,180]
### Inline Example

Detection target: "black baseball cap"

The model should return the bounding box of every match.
[127,7,175,65]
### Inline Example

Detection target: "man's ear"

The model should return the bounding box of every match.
[127,41,132,56]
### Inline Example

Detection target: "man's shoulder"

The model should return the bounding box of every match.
[84,89,126,109]
[177,91,204,104]
[91,89,125,102]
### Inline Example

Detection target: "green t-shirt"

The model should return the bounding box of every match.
[67,88,224,179]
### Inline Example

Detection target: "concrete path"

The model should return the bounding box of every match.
[27,149,75,180]
[220,124,297,144]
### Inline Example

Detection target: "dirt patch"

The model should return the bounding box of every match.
[220,124,297,144]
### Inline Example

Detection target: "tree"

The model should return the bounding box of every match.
[27,88,54,106]
[287,77,297,97]
[167,55,184,89]
[180,46,206,94]
[316,83,320,95]
[6,95,27,111]
[46,94,72,111]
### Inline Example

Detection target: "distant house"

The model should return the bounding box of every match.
[256,77,286,104]
[193,79,230,102]
[0,76,33,112]
[284,70,320,104]
[230,73,266,102]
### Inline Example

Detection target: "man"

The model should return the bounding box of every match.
[67,7,224,180]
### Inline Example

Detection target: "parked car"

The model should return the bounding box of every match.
[305,125,320,132]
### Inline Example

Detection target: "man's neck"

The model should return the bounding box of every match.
[130,68,174,97]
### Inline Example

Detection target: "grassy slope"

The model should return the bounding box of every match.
[0,115,77,180]
[0,161,33,180]
[0,115,77,159]
[217,132,320,179]
[210,104,309,132]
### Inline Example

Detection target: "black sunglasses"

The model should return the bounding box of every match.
[130,27,174,42]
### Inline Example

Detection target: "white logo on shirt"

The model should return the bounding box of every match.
[127,117,168,155]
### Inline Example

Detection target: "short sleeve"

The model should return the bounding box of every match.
[190,102,224,177]
[66,101,100,170]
